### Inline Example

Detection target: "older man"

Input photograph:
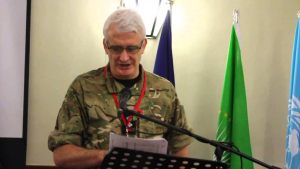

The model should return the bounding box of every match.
[48,8,192,169]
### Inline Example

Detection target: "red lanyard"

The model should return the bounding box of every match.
[103,66,147,128]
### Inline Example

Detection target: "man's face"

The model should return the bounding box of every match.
[104,25,147,80]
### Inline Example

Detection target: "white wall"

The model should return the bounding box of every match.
[27,0,300,168]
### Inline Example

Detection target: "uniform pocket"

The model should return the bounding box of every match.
[83,92,122,149]
[138,88,172,138]
[84,92,118,121]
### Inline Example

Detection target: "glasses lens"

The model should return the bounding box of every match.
[125,46,140,54]
[107,40,143,55]
[109,46,124,54]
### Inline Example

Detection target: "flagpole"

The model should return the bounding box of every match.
[233,9,240,36]
[119,0,125,8]
[167,0,173,23]
[233,9,239,24]
[233,9,242,50]
[168,0,174,12]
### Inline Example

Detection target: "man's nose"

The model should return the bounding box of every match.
[119,49,130,61]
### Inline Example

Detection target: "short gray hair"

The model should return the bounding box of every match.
[103,8,146,40]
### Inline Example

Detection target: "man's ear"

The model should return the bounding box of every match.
[143,38,148,48]
[141,38,147,54]
[103,39,109,54]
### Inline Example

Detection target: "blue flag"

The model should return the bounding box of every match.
[286,17,300,169]
[153,10,175,86]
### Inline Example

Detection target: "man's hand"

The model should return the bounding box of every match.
[53,144,107,169]
[173,146,189,157]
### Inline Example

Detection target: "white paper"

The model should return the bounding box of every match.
[109,133,168,154]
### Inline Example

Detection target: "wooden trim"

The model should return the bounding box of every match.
[26,166,61,169]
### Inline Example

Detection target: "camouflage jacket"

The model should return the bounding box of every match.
[48,66,192,167]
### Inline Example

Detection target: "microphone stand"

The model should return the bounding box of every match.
[124,110,282,169]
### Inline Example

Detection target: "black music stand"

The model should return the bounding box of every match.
[101,147,228,169]
[0,161,3,169]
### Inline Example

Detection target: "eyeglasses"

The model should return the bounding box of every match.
[106,40,144,55]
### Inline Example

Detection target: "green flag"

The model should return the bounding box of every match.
[216,24,254,169]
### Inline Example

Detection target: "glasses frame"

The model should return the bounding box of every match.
[106,40,144,55]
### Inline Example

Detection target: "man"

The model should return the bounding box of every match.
[48,8,192,169]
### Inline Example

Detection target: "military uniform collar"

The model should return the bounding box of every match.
[104,65,145,96]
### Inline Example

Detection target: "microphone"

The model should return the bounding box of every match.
[119,88,131,110]
[125,109,282,169]
[118,88,138,136]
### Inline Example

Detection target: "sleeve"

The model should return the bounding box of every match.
[48,79,88,151]
[166,91,193,154]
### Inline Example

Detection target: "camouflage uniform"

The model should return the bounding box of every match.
[48,66,192,168]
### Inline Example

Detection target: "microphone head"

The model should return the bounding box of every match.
[119,88,131,110]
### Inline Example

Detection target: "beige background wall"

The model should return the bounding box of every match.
[27,0,300,168]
